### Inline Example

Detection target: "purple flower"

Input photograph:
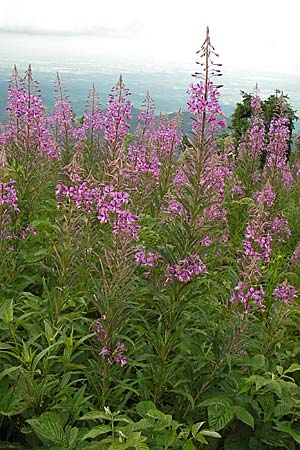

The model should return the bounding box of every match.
[231,282,265,312]
[115,354,127,366]
[166,254,207,284]
[92,320,107,342]
[103,75,132,146]
[274,280,297,304]
[115,341,127,353]
[187,81,226,140]
[264,115,292,189]
[289,244,300,268]
[100,346,111,357]
[135,250,161,268]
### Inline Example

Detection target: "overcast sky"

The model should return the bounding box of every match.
[0,0,299,74]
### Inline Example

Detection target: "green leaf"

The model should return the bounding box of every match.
[146,409,168,421]
[232,406,254,429]
[65,426,79,447]
[107,443,131,450]
[136,401,156,417]
[276,366,283,376]
[249,354,266,369]
[273,422,300,444]
[80,410,112,421]
[194,433,208,444]
[199,397,233,408]
[201,430,222,438]
[208,404,234,431]
[191,421,205,437]
[27,412,65,444]
[0,366,21,383]
[128,418,156,432]
[32,342,61,371]
[153,430,176,448]
[81,425,112,440]
[284,363,300,374]
[182,440,196,450]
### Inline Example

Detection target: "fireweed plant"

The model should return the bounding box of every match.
[0,27,300,450]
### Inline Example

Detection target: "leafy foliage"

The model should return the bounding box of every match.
[0,29,300,450]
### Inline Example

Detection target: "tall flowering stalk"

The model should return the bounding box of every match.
[236,91,266,192]
[231,182,291,312]
[186,26,226,157]
[3,65,61,225]
[264,96,293,189]
[55,172,139,402]
[121,93,159,202]
[103,75,132,160]
[149,29,231,293]
[84,83,103,151]
[5,65,60,161]
[135,91,155,145]
[50,72,74,158]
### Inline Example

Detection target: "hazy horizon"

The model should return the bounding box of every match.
[1,0,300,124]
[1,0,300,76]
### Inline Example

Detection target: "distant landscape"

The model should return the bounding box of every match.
[1,59,300,129]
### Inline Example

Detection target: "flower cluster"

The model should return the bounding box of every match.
[153,117,183,160]
[83,84,103,145]
[126,144,161,180]
[264,116,293,189]
[273,280,297,304]
[231,182,291,312]
[5,83,61,160]
[55,182,139,239]
[231,179,245,198]
[92,318,127,366]
[187,81,226,141]
[135,250,161,267]
[0,180,19,213]
[136,91,155,143]
[289,243,300,269]
[103,76,132,146]
[231,282,265,312]
[165,254,207,284]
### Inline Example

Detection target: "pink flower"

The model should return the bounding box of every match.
[274,280,297,304]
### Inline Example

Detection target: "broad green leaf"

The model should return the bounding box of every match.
[146,409,169,421]
[191,421,205,437]
[81,424,111,440]
[208,404,234,431]
[65,426,79,447]
[27,412,65,444]
[153,430,176,448]
[284,363,300,374]
[128,418,156,432]
[273,422,300,444]
[276,366,283,376]
[232,406,254,429]
[136,401,156,417]
[182,440,196,450]
[107,443,131,450]
[194,433,208,444]
[199,397,233,408]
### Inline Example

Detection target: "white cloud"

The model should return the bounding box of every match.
[0,0,299,74]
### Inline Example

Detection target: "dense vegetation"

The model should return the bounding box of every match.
[0,27,300,449]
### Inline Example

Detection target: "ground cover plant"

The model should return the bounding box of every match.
[0,27,300,449]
